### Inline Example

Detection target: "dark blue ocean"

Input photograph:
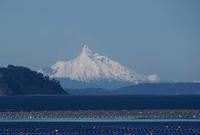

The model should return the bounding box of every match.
[0,95,200,111]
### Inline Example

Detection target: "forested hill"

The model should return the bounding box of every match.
[0,65,66,95]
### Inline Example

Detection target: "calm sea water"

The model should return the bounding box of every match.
[1,121,200,127]
[0,95,200,111]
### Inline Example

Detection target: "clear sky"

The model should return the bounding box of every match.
[0,0,199,81]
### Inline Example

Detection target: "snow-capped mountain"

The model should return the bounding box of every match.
[39,45,159,88]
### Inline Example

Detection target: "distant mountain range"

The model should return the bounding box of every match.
[66,82,200,95]
[0,65,66,95]
[39,45,159,89]
[0,65,199,96]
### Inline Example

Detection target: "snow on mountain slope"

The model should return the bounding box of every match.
[39,45,159,83]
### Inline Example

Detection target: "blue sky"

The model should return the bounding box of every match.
[0,0,199,81]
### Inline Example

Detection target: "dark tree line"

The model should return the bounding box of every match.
[0,65,66,95]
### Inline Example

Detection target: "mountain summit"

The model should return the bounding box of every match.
[39,46,159,88]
